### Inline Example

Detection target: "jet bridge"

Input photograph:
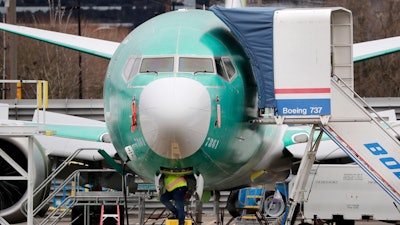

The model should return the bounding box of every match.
[211,6,400,225]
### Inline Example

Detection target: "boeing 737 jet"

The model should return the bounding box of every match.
[0,6,400,224]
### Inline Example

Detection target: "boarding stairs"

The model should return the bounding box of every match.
[324,75,400,204]
[255,75,400,225]
[287,74,400,205]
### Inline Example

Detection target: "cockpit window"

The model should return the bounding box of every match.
[179,57,214,73]
[215,57,236,81]
[222,58,236,79]
[123,56,141,81]
[140,57,174,73]
[215,58,226,78]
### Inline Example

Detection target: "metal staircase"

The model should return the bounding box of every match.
[324,75,400,204]
[20,148,145,225]
[266,75,400,225]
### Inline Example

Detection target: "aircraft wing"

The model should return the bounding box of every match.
[32,110,110,142]
[31,110,116,161]
[1,22,399,62]
[285,121,400,161]
[286,140,348,160]
[282,125,348,160]
[0,116,115,161]
[0,23,119,59]
[284,109,400,160]
[35,135,116,161]
[353,36,400,62]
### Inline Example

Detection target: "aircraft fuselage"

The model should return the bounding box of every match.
[104,9,289,190]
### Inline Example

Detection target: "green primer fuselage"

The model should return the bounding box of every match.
[104,10,287,190]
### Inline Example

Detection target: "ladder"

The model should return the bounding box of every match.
[100,204,120,225]
[240,187,264,222]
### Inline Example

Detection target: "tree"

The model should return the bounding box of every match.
[324,0,400,97]
[0,1,130,99]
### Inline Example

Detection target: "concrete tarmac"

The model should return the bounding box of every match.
[13,213,395,225]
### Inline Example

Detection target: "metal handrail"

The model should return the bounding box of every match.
[331,74,400,141]
[21,148,104,220]
[33,148,102,197]
[37,169,142,225]
[33,168,116,216]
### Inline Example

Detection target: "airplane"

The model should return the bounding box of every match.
[1,4,400,224]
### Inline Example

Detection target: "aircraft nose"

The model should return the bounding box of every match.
[139,77,211,159]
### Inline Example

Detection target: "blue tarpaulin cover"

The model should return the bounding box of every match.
[210,5,282,108]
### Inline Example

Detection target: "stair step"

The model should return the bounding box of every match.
[246,195,262,198]
[242,215,257,220]
[244,205,259,209]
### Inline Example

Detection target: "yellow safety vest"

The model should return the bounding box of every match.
[165,175,187,192]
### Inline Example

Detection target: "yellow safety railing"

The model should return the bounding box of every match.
[36,80,49,109]
[1,79,48,109]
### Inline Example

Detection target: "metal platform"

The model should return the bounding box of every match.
[0,126,38,225]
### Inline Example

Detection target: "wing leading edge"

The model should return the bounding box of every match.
[0,23,119,59]
[353,36,400,62]
[1,21,399,62]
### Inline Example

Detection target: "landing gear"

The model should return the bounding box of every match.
[262,191,286,218]
[226,190,241,218]
[188,193,203,225]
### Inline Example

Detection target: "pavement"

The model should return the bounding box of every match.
[13,212,395,225]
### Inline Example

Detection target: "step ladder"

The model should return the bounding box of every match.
[100,204,120,225]
[240,187,264,222]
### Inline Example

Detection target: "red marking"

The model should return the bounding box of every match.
[275,88,330,94]
[131,101,137,132]
[217,104,221,128]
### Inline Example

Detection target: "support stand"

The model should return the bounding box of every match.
[0,126,38,225]
[284,124,324,225]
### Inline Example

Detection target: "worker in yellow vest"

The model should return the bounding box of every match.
[160,174,188,225]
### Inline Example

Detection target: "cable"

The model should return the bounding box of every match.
[123,162,130,225]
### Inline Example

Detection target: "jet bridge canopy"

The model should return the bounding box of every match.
[210,6,353,115]
[210,6,280,109]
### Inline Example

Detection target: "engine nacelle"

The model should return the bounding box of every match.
[0,137,50,223]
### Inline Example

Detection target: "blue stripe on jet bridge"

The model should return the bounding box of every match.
[275,98,331,116]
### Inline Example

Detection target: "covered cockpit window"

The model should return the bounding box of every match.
[222,58,236,79]
[215,57,236,81]
[123,56,141,81]
[179,57,214,73]
[140,57,174,73]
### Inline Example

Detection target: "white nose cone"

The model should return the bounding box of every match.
[139,77,211,159]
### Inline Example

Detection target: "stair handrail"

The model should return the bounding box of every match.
[331,74,400,140]
[33,168,117,216]
[33,148,103,197]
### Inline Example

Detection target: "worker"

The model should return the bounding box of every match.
[160,174,188,225]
